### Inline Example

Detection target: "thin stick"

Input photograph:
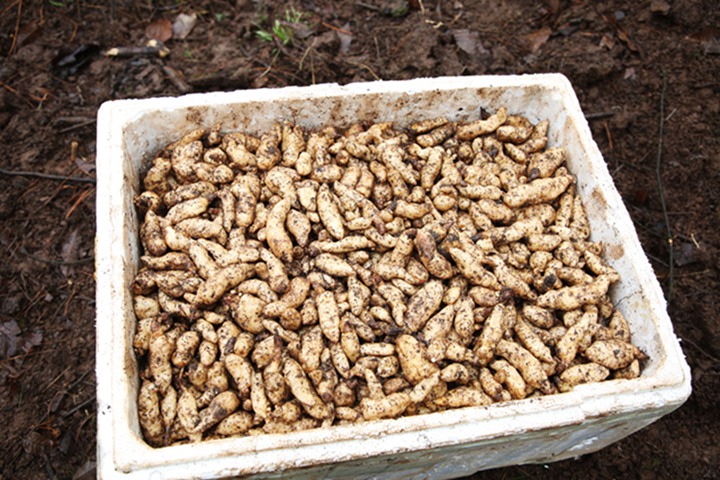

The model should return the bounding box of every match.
[656,69,674,301]
[321,21,352,35]
[22,251,94,266]
[585,111,616,121]
[62,396,95,418]
[8,0,22,56]
[680,336,720,363]
[0,167,96,184]
[0,234,94,265]
[0,80,35,107]
[0,0,20,17]
[58,119,96,134]
[41,366,73,393]
[298,38,317,72]
[0,349,54,365]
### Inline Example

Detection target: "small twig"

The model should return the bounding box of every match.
[66,369,92,394]
[680,336,720,363]
[61,396,95,418]
[0,167,96,184]
[585,111,616,120]
[163,66,193,94]
[0,234,94,266]
[298,38,317,72]
[8,0,22,56]
[1,0,20,17]
[617,159,652,172]
[321,21,352,35]
[65,186,94,219]
[344,60,381,81]
[43,451,56,480]
[310,53,315,85]
[656,69,674,301]
[104,39,170,59]
[41,366,72,394]
[0,79,35,107]
[257,49,282,81]
[0,349,54,365]
[603,120,613,151]
[644,252,670,269]
[359,63,381,81]
[665,107,678,122]
[58,119,96,134]
[22,251,94,266]
[356,2,381,12]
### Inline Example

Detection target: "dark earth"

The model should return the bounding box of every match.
[1,1,719,479]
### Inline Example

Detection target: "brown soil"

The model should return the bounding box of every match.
[1,1,718,479]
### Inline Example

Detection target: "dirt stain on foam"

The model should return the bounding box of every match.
[606,243,625,261]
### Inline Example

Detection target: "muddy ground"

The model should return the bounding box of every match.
[1,1,718,479]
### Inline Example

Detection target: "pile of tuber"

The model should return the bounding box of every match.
[131,110,645,446]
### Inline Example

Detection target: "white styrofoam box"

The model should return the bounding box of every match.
[95,74,691,480]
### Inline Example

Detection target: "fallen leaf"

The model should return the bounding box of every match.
[615,27,639,52]
[705,41,720,55]
[452,29,481,56]
[686,26,720,43]
[146,18,173,43]
[0,320,42,360]
[623,67,637,80]
[686,27,720,55]
[337,23,353,55]
[602,14,641,54]
[0,320,22,358]
[544,0,561,16]
[675,241,704,266]
[173,13,197,40]
[74,155,96,175]
[524,27,552,54]
[555,23,579,37]
[293,22,316,40]
[599,33,616,50]
[61,228,81,277]
[16,20,43,48]
[72,460,97,480]
[650,0,671,15]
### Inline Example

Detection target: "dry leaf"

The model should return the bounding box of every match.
[615,27,640,52]
[452,29,481,56]
[686,27,720,55]
[686,26,720,43]
[74,155,96,175]
[544,0,561,16]
[599,33,616,50]
[650,0,671,15]
[0,320,43,360]
[146,18,173,43]
[602,14,641,54]
[675,241,704,266]
[173,13,197,40]
[337,23,353,55]
[61,228,81,277]
[524,27,552,54]
[0,320,22,358]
